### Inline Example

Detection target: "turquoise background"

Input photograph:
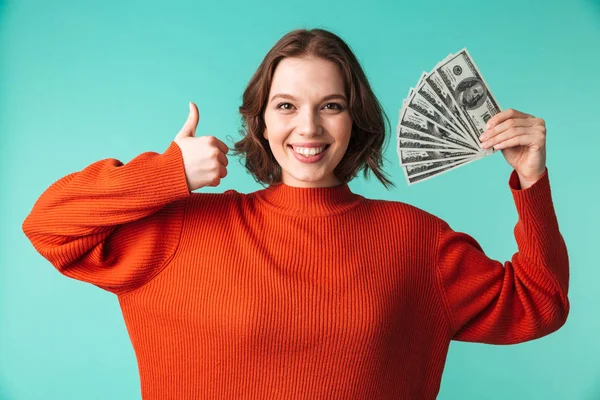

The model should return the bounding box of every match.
[1,0,598,398]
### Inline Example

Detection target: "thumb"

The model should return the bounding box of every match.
[175,101,200,139]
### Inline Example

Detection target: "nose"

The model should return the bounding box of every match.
[296,108,322,137]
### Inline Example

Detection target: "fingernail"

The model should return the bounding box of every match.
[486,121,492,129]
[479,135,487,141]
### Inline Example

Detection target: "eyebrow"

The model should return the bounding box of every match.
[269,93,348,103]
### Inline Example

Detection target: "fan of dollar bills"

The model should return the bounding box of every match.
[397,48,501,185]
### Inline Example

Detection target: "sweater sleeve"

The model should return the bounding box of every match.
[21,141,191,296]
[434,167,570,344]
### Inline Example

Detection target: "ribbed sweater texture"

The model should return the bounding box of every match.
[22,141,570,399]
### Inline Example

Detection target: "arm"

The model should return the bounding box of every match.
[22,141,191,296]
[435,168,570,344]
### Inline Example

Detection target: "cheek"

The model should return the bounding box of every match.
[329,115,353,143]
[264,115,288,141]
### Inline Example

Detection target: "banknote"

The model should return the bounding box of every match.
[397,48,500,185]
[404,90,471,144]
[424,69,476,145]
[415,81,477,148]
[403,157,471,179]
[434,48,501,137]
[396,127,471,151]
[397,137,471,151]
[395,109,468,149]
[398,104,478,151]
[399,149,477,165]
[402,156,482,185]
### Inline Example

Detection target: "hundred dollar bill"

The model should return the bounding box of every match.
[399,104,478,151]
[398,100,469,150]
[410,69,473,142]
[396,123,470,150]
[396,108,466,148]
[402,156,482,185]
[399,149,477,165]
[424,68,476,142]
[405,90,471,145]
[405,70,429,102]
[415,80,476,147]
[397,135,469,151]
[435,48,501,139]
[403,157,471,178]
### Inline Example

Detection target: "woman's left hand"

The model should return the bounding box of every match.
[479,108,547,188]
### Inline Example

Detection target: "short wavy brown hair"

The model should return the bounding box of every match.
[231,28,394,189]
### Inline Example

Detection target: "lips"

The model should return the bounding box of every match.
[289,142,330,148]
[288,144,330,163]
[291,144,329,156]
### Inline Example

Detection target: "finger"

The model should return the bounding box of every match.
[486,108,534,129]
[480,118,539,141]
[219,164,227,179]
[217,150,229,167]
[482,125,545,149]
[176,102,200,139]
[207,177,220,187]
[211,136,230,154]
[481,128,529,149]
[490,132,542,150]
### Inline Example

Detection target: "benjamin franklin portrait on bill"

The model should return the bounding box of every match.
[455,77,487,109]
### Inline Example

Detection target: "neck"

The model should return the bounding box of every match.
[254,181,363,217]
[281,173,343,188]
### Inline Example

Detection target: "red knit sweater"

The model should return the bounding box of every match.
[22,141,570,399]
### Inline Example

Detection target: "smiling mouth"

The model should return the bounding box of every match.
[288,144,330,156]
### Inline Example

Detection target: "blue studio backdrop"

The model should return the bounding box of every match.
[1,0,598,399]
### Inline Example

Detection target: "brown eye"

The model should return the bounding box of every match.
[324,103,343,110]
[277,103,294,110]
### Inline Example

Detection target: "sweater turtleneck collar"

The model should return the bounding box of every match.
[254,181,364,217]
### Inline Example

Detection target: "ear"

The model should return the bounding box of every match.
[263,129,268,140]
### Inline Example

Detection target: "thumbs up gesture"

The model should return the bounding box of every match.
[174,102,230,191]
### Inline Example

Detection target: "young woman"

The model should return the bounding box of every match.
[22,28,569,399]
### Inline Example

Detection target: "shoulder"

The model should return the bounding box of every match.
[360,197,444,231]
[361,197,439,219]
[186,188,248,213]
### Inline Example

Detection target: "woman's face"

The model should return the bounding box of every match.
[263,56,353,188]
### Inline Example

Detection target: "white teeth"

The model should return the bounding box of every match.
[292,146,326,156]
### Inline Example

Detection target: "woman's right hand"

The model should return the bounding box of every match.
[174,102,229,191]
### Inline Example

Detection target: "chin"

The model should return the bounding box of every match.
[293,175,324,184]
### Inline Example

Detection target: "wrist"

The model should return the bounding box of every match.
[517,168,546,190]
